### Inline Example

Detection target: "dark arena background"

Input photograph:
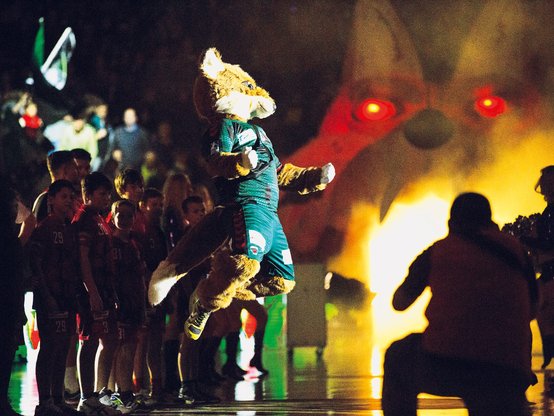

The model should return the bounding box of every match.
[2,0,554,414]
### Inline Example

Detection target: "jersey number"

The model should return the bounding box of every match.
[55,319,67,333]
[53,231,64,244]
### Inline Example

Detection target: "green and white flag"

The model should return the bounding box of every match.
[32,17,76,91]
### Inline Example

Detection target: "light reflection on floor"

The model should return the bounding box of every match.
[8,302,552,415]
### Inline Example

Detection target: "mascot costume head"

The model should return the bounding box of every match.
[193,48,276,123]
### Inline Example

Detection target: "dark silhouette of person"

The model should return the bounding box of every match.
[382,192,537,416]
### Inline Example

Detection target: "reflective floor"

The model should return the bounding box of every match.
[7,300,554,415]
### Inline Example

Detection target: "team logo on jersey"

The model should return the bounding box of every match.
[237,129,256,146]
[248,229,266,251]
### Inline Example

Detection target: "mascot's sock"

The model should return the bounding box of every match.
[148,260,186,306]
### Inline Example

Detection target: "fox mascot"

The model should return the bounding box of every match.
[148,48,335,340]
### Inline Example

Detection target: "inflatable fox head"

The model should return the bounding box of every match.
[193,48,276,123]
[279,0,554,272]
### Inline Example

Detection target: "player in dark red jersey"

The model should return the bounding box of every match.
[108,199,147,413]
[134,188,168,405]
[30,179,82,416]
[72,172,120,415]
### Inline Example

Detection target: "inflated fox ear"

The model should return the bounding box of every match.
[343,0,423,84]
[453,0,530,81]
[200,48,226,80]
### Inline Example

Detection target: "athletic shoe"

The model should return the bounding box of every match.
[177,385,196,406]
[77,395,121,415]
[184,298,211,340]
[221,362,247,380]
[64,390,81,405]
[134,389,150,400]
[131,400,152,414]
[107,393,138,415]
[198,368,226,385]
[189,382,220,404]
[151,390,179,406]
[55,402,85,416]
[97,388,115,408]
[34,402,64,416]
[132,392,157,412]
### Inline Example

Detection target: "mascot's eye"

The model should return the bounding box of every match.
[474,95,507,118]
[354,99,396,122]
[242,81,255,90]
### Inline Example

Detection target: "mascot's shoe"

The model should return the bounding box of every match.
[148,259,186,306]
[185,298,212,340]
[221,362,247,381]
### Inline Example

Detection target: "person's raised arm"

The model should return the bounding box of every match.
[392,248,431,311]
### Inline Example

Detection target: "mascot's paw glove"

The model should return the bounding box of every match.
[148,260,186,306]
[320,162,335,185]
[241,146,258,170]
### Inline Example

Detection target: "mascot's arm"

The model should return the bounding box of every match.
[277,163,327,195]
[206,152,251,178]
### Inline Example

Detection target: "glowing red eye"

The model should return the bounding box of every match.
[474,96,506,118]
[355,99,396,121]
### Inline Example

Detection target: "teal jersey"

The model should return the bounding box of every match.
[209,119,281,210]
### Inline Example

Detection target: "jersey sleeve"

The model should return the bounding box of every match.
[215,121,237,153]
[76,217,95,248]
[206,122,250,178]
